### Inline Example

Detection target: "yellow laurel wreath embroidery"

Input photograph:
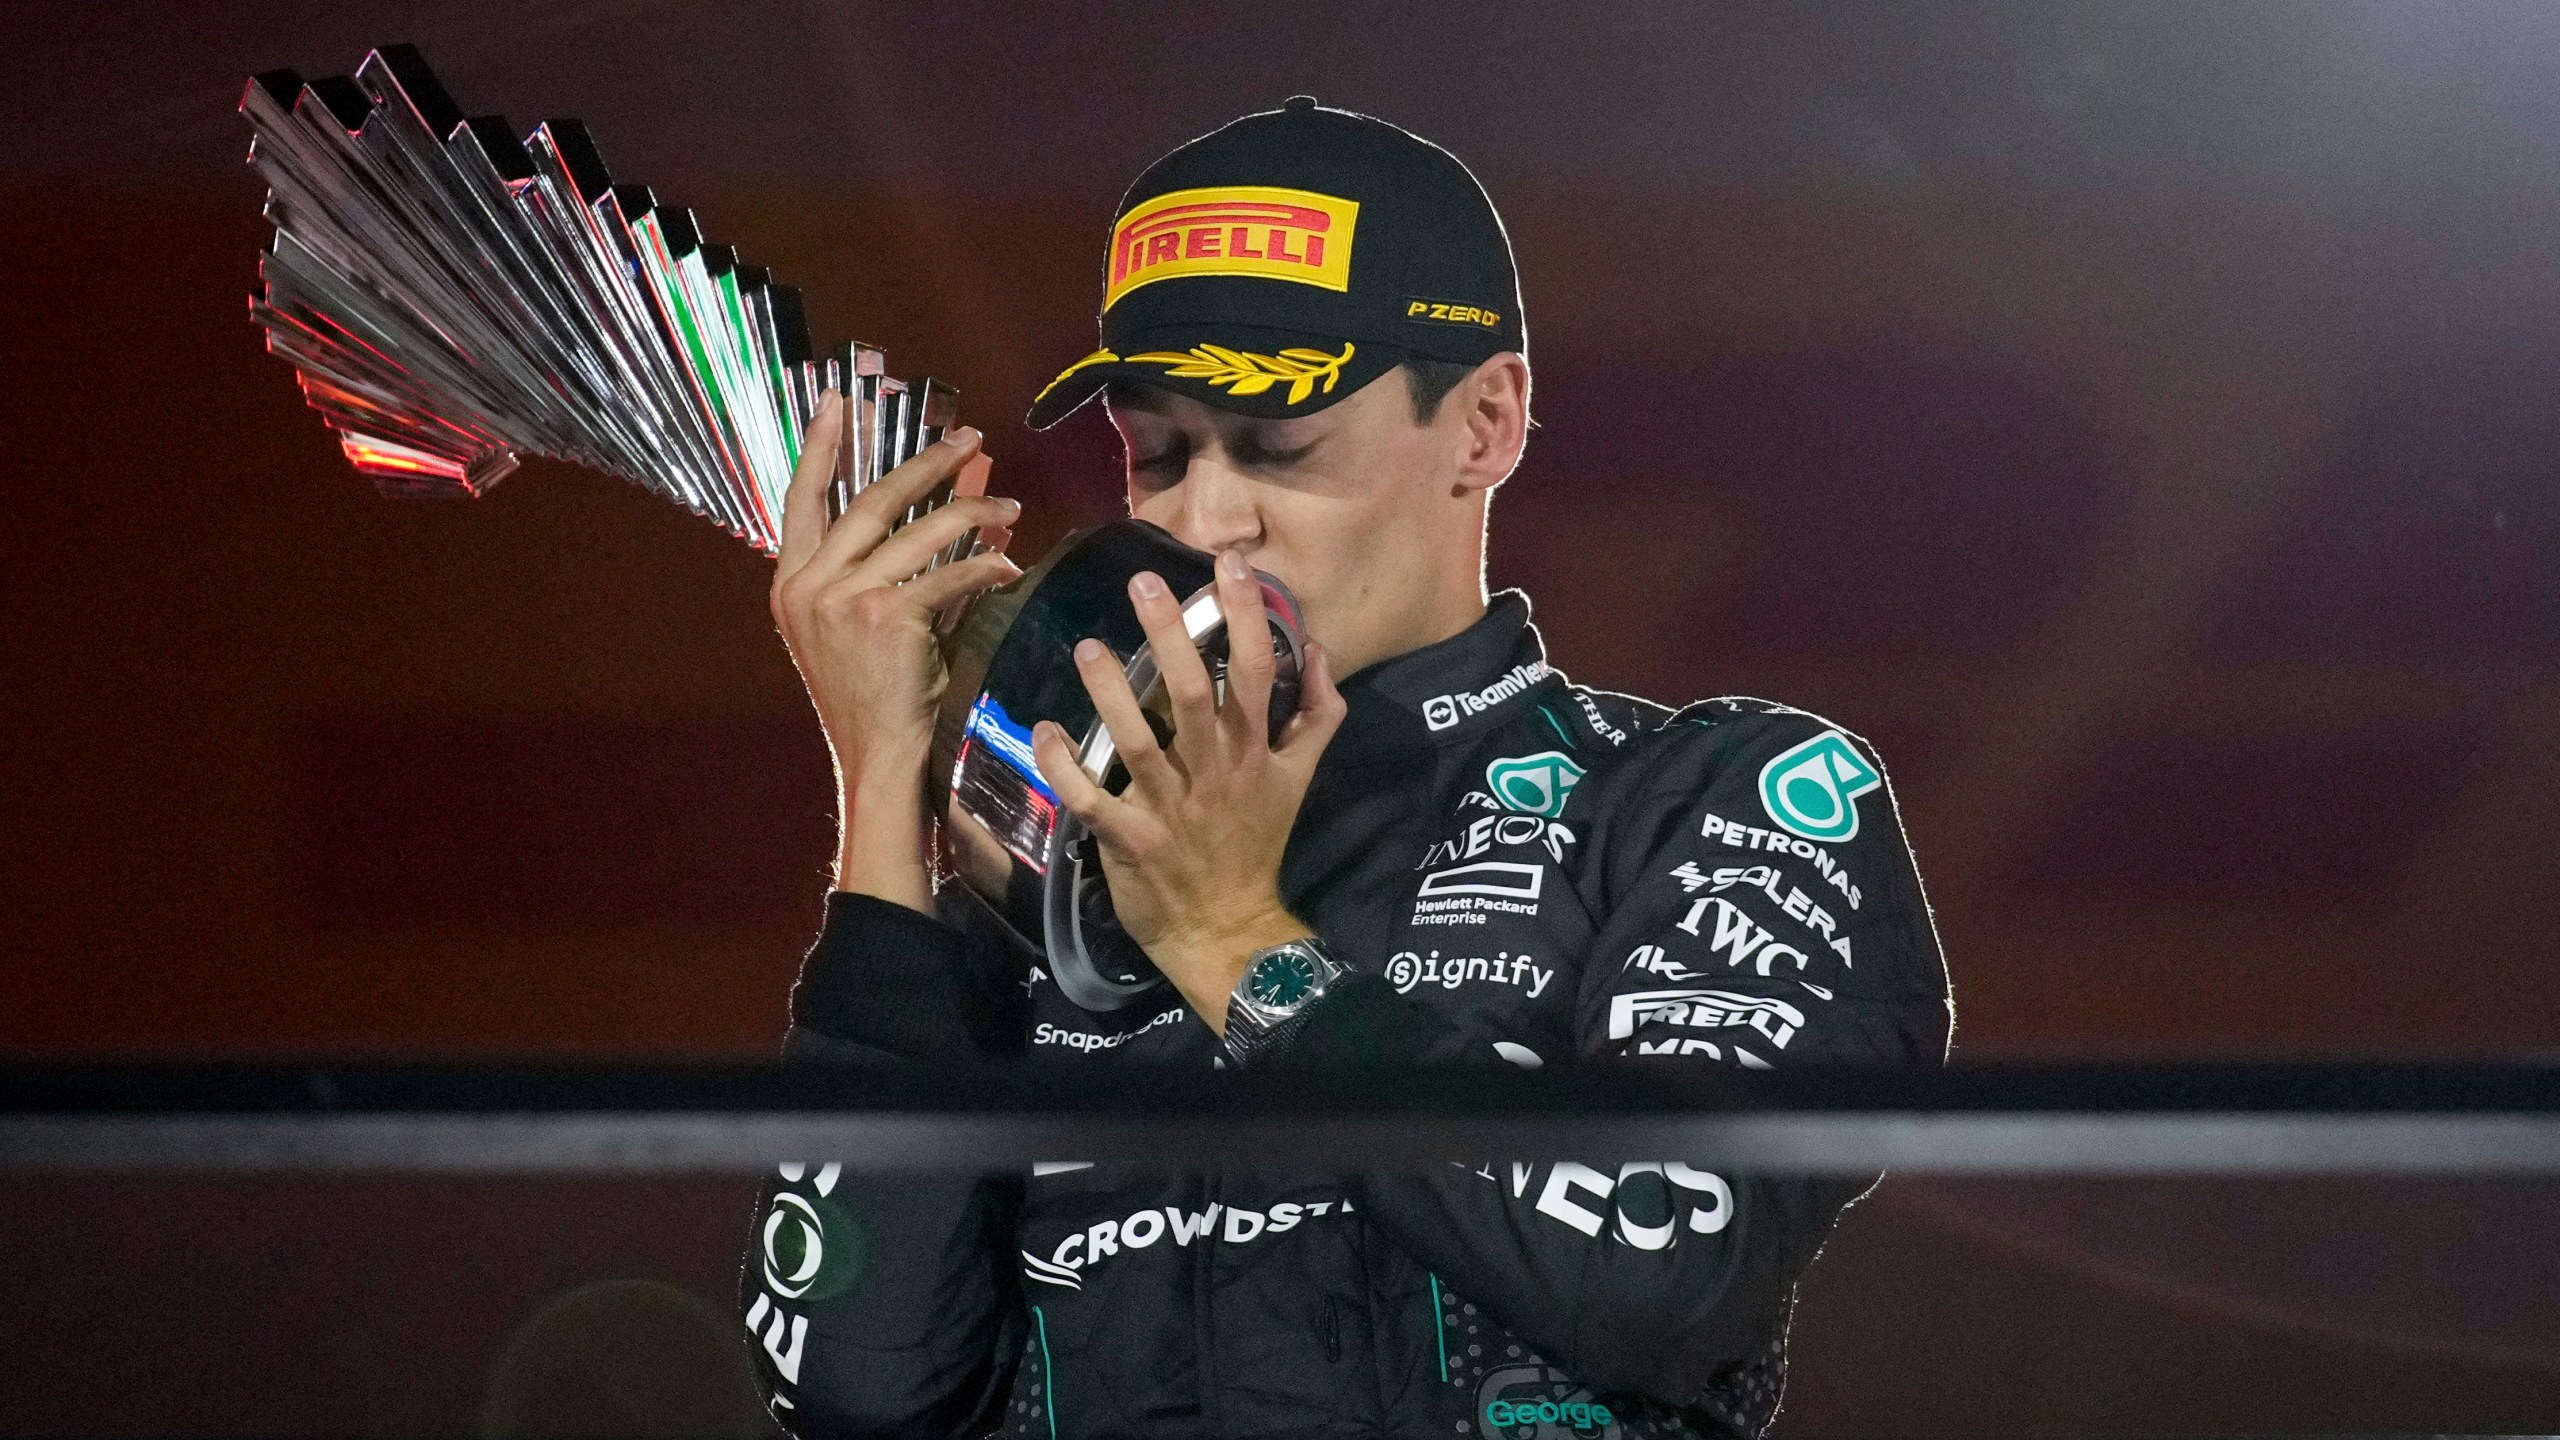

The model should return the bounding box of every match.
[1125,341,1355,406]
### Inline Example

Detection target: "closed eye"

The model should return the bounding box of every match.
[1232,434,1318,469]
[1129,438,1190,491]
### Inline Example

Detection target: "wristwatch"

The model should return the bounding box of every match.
[1222,936,1345,1066]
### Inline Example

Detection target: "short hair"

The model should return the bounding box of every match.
[1400,358,1480,423]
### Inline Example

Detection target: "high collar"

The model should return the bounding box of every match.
[1326,590,1559,762]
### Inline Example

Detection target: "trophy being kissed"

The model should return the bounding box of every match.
[244,45,1303,1009]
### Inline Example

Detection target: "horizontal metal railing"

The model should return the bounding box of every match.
[6,1062,2559,1175]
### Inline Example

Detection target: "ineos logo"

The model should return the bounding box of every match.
[762,1194,826,1299]
[1509,1160,1734,1249]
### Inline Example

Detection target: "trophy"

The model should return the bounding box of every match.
[243,46,1301,1009]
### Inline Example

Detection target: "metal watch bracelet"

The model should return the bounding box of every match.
[1222,937,1343,1066]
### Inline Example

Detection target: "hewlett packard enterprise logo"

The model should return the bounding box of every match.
[1421,661,1551,732]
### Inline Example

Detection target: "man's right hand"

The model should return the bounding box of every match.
[770,390,1023,906]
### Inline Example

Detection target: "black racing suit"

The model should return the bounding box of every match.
[743,591,1952,1439]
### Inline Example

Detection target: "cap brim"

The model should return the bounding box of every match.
[1024,325,1405,430]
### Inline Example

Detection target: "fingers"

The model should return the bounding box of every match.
[1129,570,1219,748]
[1073,637,1181,797]
[775,390,844,578]
[857,492,1020,586]
[938,452,998,563]
[899,547,1022,614]
[1032,717,1136,843]
[1211,550,1275,746]
[1277,638,1347,764]
[808,426,984,579]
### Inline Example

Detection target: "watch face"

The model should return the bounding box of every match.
[1247,950,1319,1009]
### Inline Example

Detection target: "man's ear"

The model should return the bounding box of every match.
[1452,352,1530,495]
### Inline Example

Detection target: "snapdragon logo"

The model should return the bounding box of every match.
[1422,661,1552,732]
[1031,1005,1188,1053]
[1758,729,1879,843]
[1478,1364,1621,1437]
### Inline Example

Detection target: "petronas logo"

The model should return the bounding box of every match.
[1487,751,1585,818]
[1757,730,1880,843]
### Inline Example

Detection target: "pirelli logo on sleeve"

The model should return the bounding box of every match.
[1106,185,1359,308]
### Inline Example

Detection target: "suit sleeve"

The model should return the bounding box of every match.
[1278,709,1952,1410]
[741,890,1033,1439]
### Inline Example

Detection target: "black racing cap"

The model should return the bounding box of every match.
[1025,96,1526,429]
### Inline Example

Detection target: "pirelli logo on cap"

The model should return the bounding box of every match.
[1106,185,1359,309]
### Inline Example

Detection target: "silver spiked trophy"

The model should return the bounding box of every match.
[241,44,980,540]
[243,47,1302,1010]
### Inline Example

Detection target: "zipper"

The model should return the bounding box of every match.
[1032,1304,1058,1439]
[1321,1294,1341,1362]
[1194,1174,1221,1434]
[1535,701,1578,751]
[1428,1272,1449,1383]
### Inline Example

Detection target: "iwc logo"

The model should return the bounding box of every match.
[1486,751,1585,818]
[1757,730,1880,843]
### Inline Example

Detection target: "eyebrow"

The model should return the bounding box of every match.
[1104,385,1318,454]
[1102,381,1174,415]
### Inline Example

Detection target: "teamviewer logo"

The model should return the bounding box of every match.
[1423,695,1459,731]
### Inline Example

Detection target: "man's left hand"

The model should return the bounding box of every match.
[1031,549,1346,1032]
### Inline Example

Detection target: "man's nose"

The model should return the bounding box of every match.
[1162,458,1263,556]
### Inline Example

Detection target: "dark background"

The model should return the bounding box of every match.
[5,1,2558,1433]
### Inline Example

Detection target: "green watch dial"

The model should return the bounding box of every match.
[1246,950,1320,1008]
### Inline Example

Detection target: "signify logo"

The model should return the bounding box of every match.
[1422,661,1552,732]
[1386,949,1555,998]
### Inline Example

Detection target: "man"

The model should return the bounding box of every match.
[748,98,1951,1439]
